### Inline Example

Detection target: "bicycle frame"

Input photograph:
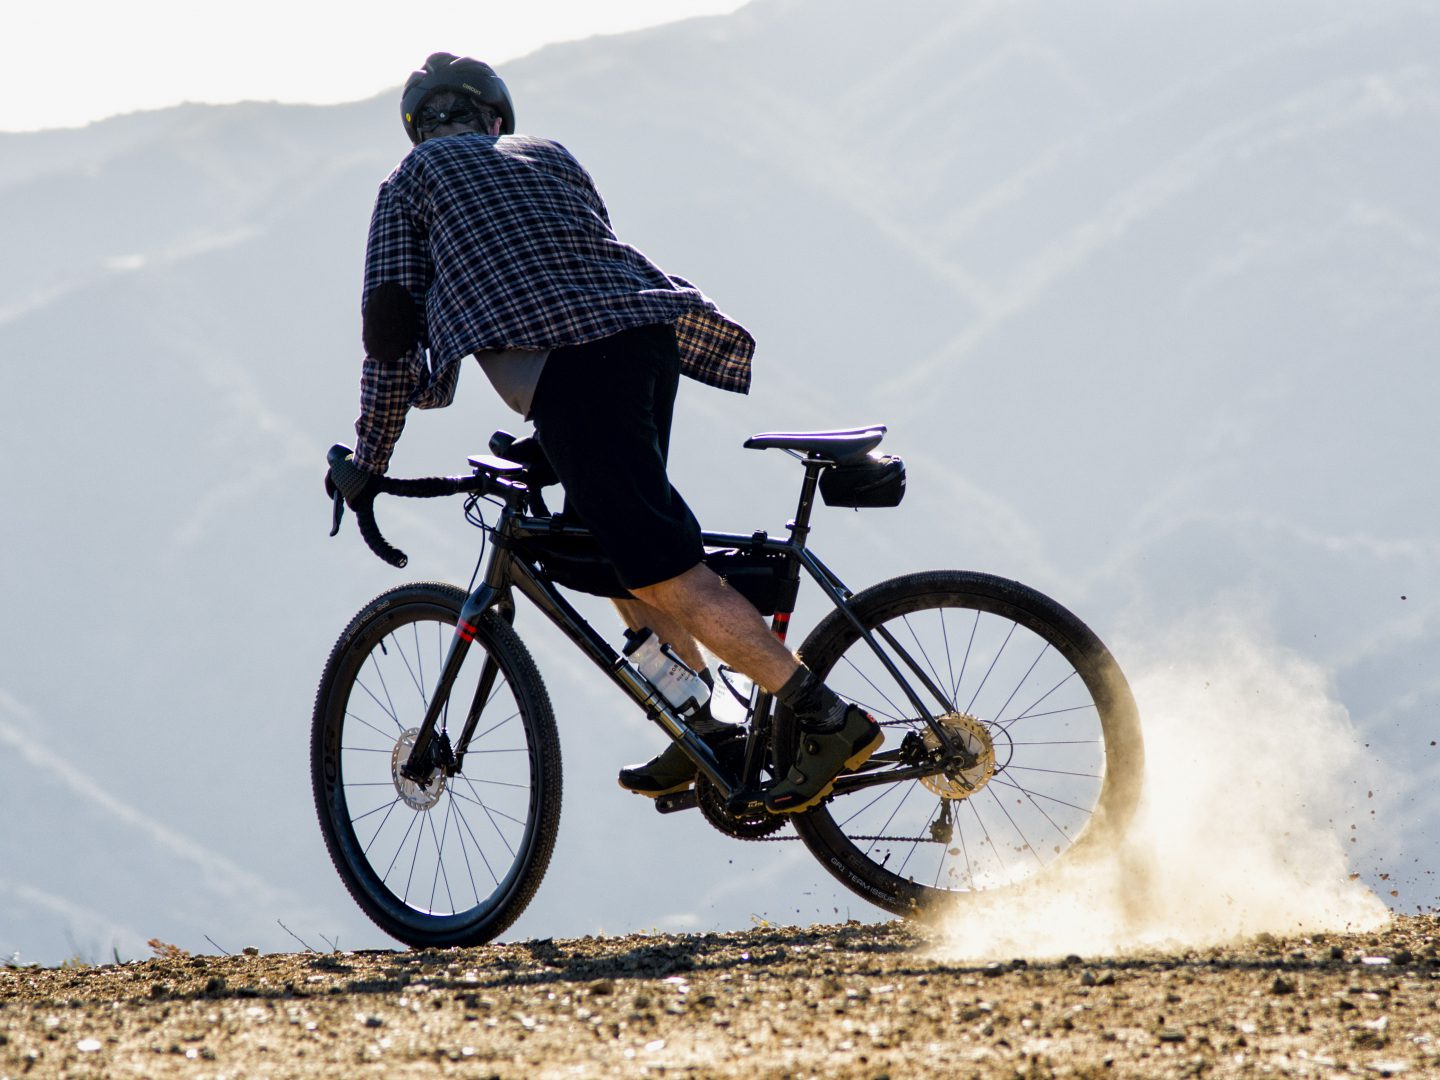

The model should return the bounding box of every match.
[400,456,969,810]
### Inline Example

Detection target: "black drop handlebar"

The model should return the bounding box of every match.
[326,444,491,569]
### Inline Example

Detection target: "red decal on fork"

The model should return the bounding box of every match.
[457,620,478,642]
[771,612,791,642]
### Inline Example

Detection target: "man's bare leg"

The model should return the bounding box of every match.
[628,563,800,693]
[618,562,880,812]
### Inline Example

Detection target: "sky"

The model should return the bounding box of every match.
[0,0,751,132]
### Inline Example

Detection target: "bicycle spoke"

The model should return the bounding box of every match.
[459,774,521,858]
[466,709,520,746]
[989,641,1049,728]
[361,797,403,856]
[351,672,404,734]
[957,609,979,705]
[940,608,957,713]
[965,619,1016,715]
[1004,763,1103,781]
[445,789,482,908]
[865,780,919,860]
[983,784,1046,869]
[453,797,502,887]
[837,652,908,723]
[403,805,426,905]
[345,711,401,743]
[967,795,1013,885]
[427,806,449,913]
[374,642,407,729]
[382,807,424,884]
[988,775,1097,816]
[449,786,530,827]
[1006,703,1095,723]
[998,669,1084,734]
[899,612,956,712]
[835,778,907,829]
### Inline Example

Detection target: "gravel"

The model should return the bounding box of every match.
[3,914,1438,1077]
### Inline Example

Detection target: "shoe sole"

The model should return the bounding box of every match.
[617,777,695,799]
[766,728,885,815]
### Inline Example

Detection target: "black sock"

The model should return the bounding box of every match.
[776,666,847,733]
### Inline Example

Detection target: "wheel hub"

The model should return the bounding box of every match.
[392,728,446,810]
[920,713,995,798]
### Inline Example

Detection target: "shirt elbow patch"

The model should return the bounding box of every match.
[362,283,418,362]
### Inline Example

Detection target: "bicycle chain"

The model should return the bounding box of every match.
[745,830,943,844]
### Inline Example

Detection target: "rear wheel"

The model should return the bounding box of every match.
[786,571,1142,916]
[311,582,561,947]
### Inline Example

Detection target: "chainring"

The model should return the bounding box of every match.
[695,732,789,840]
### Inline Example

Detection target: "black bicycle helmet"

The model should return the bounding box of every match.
[401,52,515,144]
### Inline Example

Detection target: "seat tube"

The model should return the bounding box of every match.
[773,457,825,643]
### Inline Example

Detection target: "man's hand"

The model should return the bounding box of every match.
[325,444,382,509]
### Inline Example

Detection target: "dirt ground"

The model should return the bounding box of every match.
[2,914,1437,1078]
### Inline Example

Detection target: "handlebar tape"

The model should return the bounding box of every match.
[356,474,490,568]
[355,498,409,568]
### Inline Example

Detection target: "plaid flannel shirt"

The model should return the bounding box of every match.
[353,133,755,473]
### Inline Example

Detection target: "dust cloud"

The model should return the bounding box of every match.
[935,614,1390,960]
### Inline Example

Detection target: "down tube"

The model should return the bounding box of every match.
[502,558,732,785]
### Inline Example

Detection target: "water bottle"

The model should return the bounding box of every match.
[623,627,711,718]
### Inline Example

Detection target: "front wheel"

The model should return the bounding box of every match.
[787,571,1143,916]
[311,582,561,947]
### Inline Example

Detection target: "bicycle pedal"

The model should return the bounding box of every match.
[654,789,699,814]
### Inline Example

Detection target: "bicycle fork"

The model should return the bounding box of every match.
[397,585,499,785]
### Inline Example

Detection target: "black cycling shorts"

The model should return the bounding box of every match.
[528,323,703,593]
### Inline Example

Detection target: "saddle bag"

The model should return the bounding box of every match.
[819,454,906,508]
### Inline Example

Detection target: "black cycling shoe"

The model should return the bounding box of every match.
[763,706,883,814]
[618,741,700,798]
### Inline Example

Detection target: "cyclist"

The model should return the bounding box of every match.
[326,52,880,813]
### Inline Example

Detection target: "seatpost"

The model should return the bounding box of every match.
[787,455,826,552]
[766,455,826,647]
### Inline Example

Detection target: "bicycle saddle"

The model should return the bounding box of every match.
[742,425,886,463]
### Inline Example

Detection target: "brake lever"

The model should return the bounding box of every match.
[329,488,346,537]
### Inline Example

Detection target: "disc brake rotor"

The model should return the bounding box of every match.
[920,713,996,798]
[391,728,446,810]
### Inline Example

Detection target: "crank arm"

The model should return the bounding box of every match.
[654,790,699,814]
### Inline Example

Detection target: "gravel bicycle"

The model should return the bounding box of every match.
[313,425,1144,948]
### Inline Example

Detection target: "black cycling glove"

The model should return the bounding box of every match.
[324,444,382,509]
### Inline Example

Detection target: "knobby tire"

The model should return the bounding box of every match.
[311,582,561,948]
[784,570,1143,916]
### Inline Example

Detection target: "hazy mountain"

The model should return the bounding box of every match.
[2,0,1436,963]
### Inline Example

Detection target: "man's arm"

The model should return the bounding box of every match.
[353,180,435,474]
